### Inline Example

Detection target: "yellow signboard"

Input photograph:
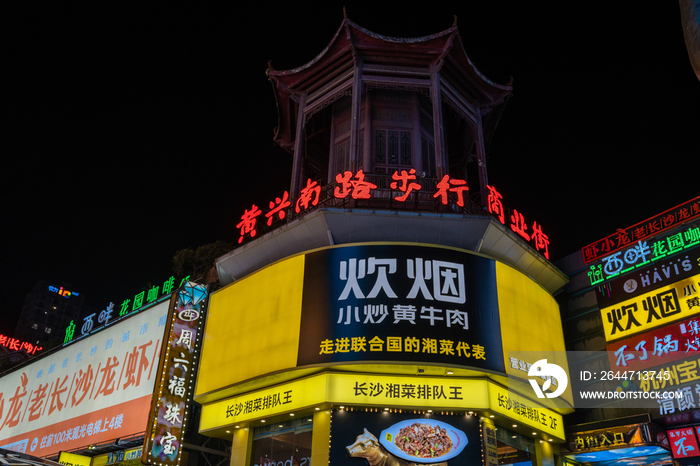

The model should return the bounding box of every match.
[201,372,562,439]
[58,452,91,466]
[196,245,571,410]
[488,384,565,440]
[91,447,144,466]
[195,254,305,401]
[200,373,493,431]
[482,418,499,466]
[600,273,700,341]
[496,262,573,407]
[327,373,490,410]
[200,374,327,430]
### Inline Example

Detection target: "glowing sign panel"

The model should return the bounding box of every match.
[583,196,700,263]
[234,174,551,260]
[0,302,167,458]
[600,273,700,341]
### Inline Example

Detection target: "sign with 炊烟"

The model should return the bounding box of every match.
[297,245,504,372]
[196,243,568,403]
[600,274,700,341]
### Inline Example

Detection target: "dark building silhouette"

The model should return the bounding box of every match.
[14,280,85,347]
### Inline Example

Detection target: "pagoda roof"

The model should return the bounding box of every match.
[268,17,513,152]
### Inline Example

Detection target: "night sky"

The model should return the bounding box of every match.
[3,3,698,337]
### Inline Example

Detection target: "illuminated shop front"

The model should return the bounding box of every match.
[195,241,572,465]
[0,280,221,466]
[556,197,700,465]
[194,16,575,466]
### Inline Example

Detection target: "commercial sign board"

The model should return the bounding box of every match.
[199,373,566,440]
[298,245,503,371]
[329,410,481,465]
[669,428,700,459]
[587,224,700,288]
[607,314,700,371]
[64,275,188,345]
[488,385,563,439]
[600,273,700,342]
[596,246,700,309]
[482,418,498,466]
[0,302,168,458]
[566,422,664,453]
[195,244,568,405]
[634,352,700,416]
[235,174,552,260]
[0,335,41,356]
[200,374,488,430]
[143,283,208,466]
[583,196,700,263]
[57,452,90,466]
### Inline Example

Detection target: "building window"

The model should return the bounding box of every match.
[374,130,412,173]
[31,323,38,330]
[371,90,416,175]
[44,327,52,334]
[249,418,313,466]
[496,426,536,465]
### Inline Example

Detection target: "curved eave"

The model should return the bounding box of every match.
[269,16,513,151]
[444,30,513,105]
[269,18,457,80]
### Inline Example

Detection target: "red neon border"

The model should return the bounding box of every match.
[582,196,700,264]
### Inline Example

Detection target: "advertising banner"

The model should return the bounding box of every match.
[607,315,700,371]
[669,427,700,459]
[329,409,480,465]
[582,196,700,263]
[0,301,168,458]
[143,282,208,466]
[600,273,700,342]
[196,243,566,404]
[596,246,700,309]
[586,224,700,288]
[199,373,492,432]
[298,245,504,372]
[57,452,90,466]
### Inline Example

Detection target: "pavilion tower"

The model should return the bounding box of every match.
[268,16,512,207]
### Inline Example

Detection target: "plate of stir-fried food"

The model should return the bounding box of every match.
[379,419,467,463]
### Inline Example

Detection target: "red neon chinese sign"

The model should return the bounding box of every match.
[0,334,42,355]
[234,171,551,260]
[582,196,700,264]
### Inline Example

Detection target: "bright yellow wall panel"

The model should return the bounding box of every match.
[496,262,573,406]
[196,254,305,398]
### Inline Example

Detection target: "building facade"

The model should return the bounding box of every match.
[195,18,573,466]
[0,279,229,466]
[14,281,87,349]
[556,197,700,465]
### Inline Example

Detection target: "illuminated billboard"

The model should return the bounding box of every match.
[196,243,568,406]
[600,273,700,341]
[606,314,700,371]
[582,196,700,264]
[297,245,503,370]
[329,410,481,465]
[0,301,169,457]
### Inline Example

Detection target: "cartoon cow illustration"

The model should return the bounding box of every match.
[346,428,447,466]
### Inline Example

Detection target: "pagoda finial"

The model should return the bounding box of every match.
[453,15,458,27]
[343,6,347,18]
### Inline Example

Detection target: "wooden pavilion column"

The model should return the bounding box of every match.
[349,59,363,173]
[430,65,448,179]
[290,93,307,199]
[474,108,489,207]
